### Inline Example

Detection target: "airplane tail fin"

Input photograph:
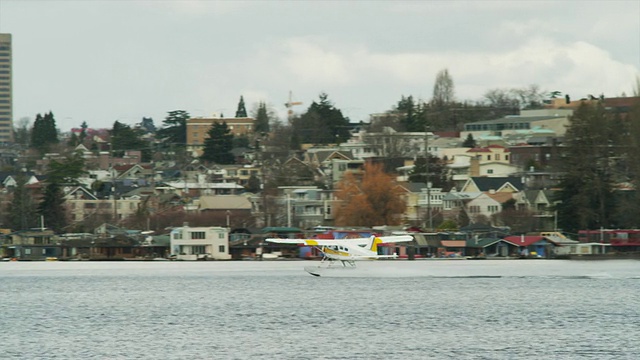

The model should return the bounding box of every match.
[366,235,383,253]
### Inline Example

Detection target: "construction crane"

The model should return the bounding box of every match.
[285,91,303,122]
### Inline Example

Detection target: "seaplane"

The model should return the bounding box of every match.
[265,234,413,276]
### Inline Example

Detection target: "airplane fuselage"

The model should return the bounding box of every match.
[321,245,381,260]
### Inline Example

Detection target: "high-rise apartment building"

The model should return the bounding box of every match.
[0,33,13,142]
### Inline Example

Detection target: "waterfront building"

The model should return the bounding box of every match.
[0,33,12,142]
[170,225,231,260]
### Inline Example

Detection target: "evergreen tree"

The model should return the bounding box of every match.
[67,132,80,147]
[408,155,451,190]
[38,181,67,232]
[110,121,149,160]
[396,95,420,131]
[235,96,248,117]
[157,110,189,146]
[140,117,156,133]
[253,101,270,134]
[30,111,59,153]
[462,133,476,148]
[232,134,250,148]
[79,121,88,143]
[554,101,617,233]
[8,173,38,230]
[200,122,235,164]
[292,93,350,145]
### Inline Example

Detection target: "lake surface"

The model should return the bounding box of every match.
[1,259,639,359]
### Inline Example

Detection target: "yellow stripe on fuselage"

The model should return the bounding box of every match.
[321,247,350,257]
[304,240,318,246]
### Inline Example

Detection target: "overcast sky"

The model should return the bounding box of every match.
[1,0,639,132]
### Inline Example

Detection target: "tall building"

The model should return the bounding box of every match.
[186,116,255,156]
[0,33,12,142]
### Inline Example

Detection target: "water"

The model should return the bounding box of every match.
[1,260,639,359]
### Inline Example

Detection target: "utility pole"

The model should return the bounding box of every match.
[109,142,117,222]
[258,136,268,227]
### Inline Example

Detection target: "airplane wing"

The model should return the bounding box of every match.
[376,235,414,243]
[266,235,413,246]
[265,238,370,246]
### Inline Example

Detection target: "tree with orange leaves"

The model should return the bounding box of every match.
[333,162,407,227]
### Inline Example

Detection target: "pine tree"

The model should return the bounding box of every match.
[200,122,235,164]
[396,95,420,131]
[157,110,189,147]
[462,134,476,148]
[235,96,248,118]
[30,112,59,154]
[8,173,38,230]
[39,182,67,232]
[408,155,451,190]
[37,154,86,232]
[292,93,350,145]
[110,121,149,160]
[254,101,270,134]
[79,121,88,143]
[554,101,617,232]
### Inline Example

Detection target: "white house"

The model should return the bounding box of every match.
[170,226,231,260]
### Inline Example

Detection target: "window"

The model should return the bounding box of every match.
[25,248,31,255]
[495,154,500,161]
[173,232,183,240]
[218,233,224,239]
[487,169,493,174]
[192,245,206,254]
[190,231,206,239]
[488,205,499,213]
[218,245,225,253]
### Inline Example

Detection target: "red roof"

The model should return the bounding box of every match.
[503,236,545,246]
[441,240,466,247]
[467,147,492,153]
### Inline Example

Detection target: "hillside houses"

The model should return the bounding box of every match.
[3,95,638,240]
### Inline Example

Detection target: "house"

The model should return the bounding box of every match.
[90,234,139,260]
[198,195,253,227]
[64,185,144,223]
[398,182,427,225]
[502,235,560,258]
[1,229,60,260]
[460,176,524,193]
[465,192,514,222]
[170,226,231,260]
[444,146,520,189]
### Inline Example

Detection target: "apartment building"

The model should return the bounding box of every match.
[0,34,12,142]
[186,116,255,156]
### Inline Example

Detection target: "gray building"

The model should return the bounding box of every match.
[0,33,12,142]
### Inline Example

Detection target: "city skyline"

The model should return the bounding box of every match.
[0,0,638,132]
